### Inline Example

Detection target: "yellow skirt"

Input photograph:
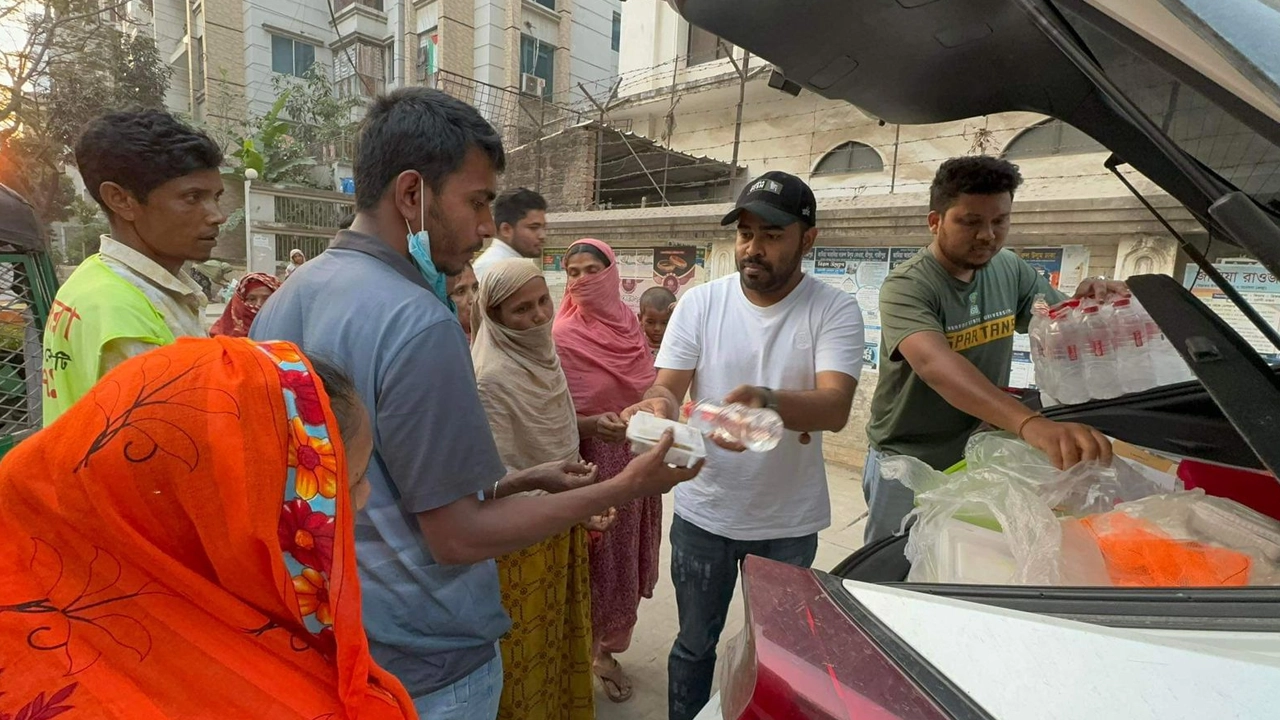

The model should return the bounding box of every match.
[496,525,595,720]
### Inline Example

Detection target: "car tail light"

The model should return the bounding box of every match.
[718,556,954,720]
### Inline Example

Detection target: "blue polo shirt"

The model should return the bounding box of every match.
[251,230,509,696]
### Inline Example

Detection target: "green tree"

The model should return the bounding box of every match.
[220,67,361,189]
[222,91,318,186]
[0,4,169,222]
[274,65,361,163]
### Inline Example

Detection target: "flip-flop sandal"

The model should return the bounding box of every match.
[594,658,633,703]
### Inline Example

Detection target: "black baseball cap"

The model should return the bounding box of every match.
[720,171,817,228]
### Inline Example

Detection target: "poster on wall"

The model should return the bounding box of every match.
[804,244,1091,381]
[543,246,708,312]
[1183,258,1280,364]
[1007,246,1090,388]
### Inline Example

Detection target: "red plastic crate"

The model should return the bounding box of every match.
[1178,459,1280,522]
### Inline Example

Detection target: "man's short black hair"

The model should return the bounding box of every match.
[354,88,506,211]
[929,156,1023,214]
[74,110,223,215]
[494,188,547,229]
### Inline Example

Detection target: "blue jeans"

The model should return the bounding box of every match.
[412,646,502,720]
[667,515,818,720]
[862,448,917,545]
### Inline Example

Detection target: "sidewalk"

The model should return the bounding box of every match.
[595,463,868,720]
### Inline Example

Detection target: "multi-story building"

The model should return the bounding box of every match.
[143,0,623,123]
[527,0,1241,468]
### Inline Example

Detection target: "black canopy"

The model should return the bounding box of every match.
[0,184,46,252]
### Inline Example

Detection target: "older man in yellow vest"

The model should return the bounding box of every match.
[42,111,226,424]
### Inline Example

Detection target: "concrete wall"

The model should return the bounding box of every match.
[542,194,1206,468]
[242,1,337,118]
[568,0,620,105]
[607,74,1161,207]
[473,0,507,87]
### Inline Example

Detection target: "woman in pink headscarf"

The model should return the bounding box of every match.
[553,239,658,704]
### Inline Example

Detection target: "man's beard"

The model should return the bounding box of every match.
[738,252,801,293]
[937,230,998,271]
[427,201,477,275]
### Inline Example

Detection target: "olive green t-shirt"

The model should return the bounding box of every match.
[866,248,1064,469]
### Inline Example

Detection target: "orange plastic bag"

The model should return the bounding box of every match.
[1078,514,1252,587]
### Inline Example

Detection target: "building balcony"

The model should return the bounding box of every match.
[335,0,384,11]
[335,72,386,99]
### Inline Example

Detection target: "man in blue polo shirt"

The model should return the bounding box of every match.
[251,88,699,719]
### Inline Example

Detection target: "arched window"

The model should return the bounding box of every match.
[1003,120,1105,158]
[813,141,884,175]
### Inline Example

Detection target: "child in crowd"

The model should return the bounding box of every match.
[638,287,677,359]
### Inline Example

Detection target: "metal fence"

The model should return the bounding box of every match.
[0,255,50,443]
[273,193,355,229]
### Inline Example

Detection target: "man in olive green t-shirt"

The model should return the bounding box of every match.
[863,156,1124,544]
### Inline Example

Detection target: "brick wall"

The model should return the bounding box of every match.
[544,194,1205,468]
[503,126,599,211]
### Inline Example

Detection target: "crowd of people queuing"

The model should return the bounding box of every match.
[0,84,1127,720]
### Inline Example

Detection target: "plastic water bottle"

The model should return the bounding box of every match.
[1080,304,1123,399]
[1129,297,1197,386]
[1044,307,1090,405]
[684,400,784,452]
[1028,295,1054,398]
[1110,297,1157,394]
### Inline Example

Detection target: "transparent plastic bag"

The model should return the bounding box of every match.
[1076,512,1253,587]
[1092,490,1280,584]
[885,452,1068,584]
[887,433,1164,585]
[962,433,1166,515]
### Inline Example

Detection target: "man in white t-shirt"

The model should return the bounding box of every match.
[472,187,547,279]
[622,171,865,720]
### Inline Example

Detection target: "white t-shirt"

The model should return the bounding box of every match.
[657,273,865,541]
[473,239,525,279]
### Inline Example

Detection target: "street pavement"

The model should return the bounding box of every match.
[594,463,869,720]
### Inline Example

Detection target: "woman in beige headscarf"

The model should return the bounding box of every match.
[472,258,599,720]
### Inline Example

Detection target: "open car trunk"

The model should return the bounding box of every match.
[671,0,1280,634]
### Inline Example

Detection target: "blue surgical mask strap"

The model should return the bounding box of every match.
[404,177,456,312]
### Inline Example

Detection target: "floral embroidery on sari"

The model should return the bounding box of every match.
[258,342,340,635]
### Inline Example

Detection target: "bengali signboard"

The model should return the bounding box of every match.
[1183,259,1280,364]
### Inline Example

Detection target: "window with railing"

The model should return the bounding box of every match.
[1003,120,1106,159]
[333,41,387,98]
[813,142,884,175]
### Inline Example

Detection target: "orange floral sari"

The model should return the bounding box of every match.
[0,338,416,720]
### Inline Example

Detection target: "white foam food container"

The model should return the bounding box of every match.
[627,411,706,469]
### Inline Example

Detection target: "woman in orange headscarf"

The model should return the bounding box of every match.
[0,337,416,720]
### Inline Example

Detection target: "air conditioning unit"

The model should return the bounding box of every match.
[521,73,546,97]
